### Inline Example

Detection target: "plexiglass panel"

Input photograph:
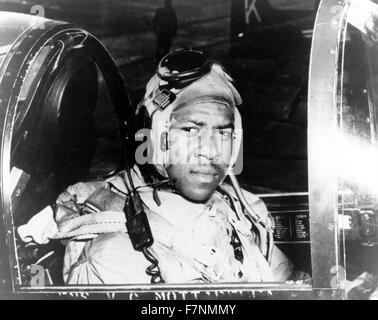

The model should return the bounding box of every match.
[338,0,378,282]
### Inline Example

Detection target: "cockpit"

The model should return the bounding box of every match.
[1,0,378,299]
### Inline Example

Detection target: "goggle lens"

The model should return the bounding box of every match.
[157,49,212,87]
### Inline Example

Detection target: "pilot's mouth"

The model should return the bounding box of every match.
[190,167,218,175]
[189,168,219,182]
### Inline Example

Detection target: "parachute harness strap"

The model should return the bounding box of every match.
[228,172,275,264]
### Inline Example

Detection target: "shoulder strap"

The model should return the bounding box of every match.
[217,184,273,262]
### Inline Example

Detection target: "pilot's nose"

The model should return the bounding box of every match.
[197,130,221,163]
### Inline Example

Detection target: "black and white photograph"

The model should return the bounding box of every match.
[0,0,378,301]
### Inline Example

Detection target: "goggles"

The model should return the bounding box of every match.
[157,49,213,88]
[151,49,214,111]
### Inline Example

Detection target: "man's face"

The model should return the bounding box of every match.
[166,102,234,202]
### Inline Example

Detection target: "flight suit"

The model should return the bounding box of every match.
[51,166,293,284]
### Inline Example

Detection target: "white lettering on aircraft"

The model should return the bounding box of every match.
[245,0,262,24]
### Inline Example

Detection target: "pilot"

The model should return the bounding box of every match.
[18,49,294,284]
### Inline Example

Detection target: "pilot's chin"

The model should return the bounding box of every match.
[179,187,215,204]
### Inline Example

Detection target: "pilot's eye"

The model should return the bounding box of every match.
[216,128,233,140]
[182,127,200,136]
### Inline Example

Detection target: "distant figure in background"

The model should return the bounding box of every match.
[153,0,178,65]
